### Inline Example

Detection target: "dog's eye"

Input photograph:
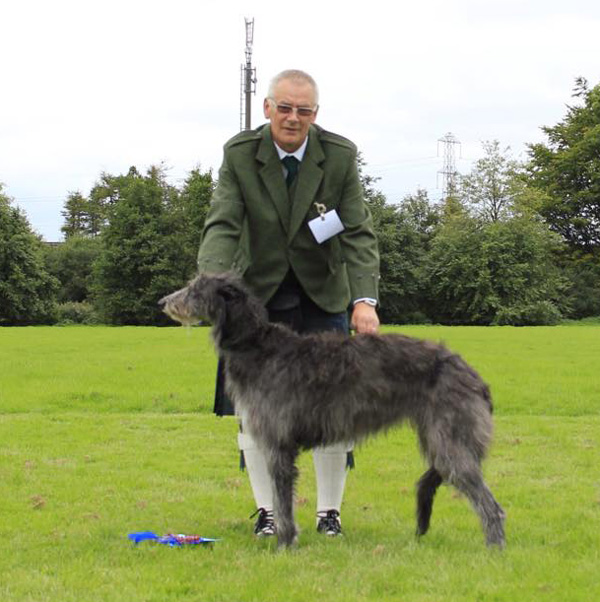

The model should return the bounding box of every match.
[220,285,245,301]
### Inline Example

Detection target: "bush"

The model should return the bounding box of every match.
[493,300,562,326]
[424,215,567,325]
[54,301,101,325]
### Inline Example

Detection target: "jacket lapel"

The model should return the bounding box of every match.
[288,127,325,242]
[256,126,290,230]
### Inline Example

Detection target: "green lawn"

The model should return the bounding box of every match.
[1,325,599,601]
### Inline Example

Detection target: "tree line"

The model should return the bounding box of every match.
[1,78,599,326]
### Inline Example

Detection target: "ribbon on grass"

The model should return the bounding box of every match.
[128,531,219,547]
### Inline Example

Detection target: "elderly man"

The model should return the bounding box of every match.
[198,69,380,537]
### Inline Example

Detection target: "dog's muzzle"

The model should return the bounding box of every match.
[159,288,204,326]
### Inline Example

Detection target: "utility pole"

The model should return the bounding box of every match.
[240,18,257,131]
[437,132,461,197]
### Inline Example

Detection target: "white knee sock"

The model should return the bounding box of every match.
[313,443,352,518]
[239,432,352,518]
[238,432,273,511]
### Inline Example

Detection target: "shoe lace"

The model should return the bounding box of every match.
[250,507,275,532]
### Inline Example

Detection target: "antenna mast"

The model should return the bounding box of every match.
[240,18,257,131]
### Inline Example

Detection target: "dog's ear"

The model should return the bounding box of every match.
[192,273,245,297]
[196,274,248,328]
[183,273,228,326]
[216,281,248,304]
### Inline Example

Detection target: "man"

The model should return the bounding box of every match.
[198,69,380,537]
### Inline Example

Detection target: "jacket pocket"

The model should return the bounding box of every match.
[326,236,343,275]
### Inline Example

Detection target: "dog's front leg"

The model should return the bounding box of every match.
[266,446,299,549]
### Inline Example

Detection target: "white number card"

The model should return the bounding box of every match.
[308,204,345,244]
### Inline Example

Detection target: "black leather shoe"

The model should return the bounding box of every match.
[317,510,343,536]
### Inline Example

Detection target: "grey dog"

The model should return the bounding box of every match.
[159,272,506,549]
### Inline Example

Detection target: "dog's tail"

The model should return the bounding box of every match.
[416,466,444,537]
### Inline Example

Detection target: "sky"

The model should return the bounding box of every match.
[2,0,600,241]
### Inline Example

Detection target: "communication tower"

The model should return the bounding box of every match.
[240,18,257,131]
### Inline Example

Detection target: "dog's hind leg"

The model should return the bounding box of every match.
[450,467,506,548]
[416,466,443,538]
[266,446,300,549]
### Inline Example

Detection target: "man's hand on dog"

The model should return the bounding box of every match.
[351,302,380,334]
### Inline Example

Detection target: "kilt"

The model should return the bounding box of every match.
[212,287,354,469]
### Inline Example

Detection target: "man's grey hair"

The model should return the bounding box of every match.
[267,69,319,106]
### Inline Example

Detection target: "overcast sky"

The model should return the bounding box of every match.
[2,0,600,241]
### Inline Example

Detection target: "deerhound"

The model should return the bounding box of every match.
[159,272,506,549]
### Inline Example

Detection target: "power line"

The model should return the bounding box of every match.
[368,156,439,169]
[12,196,65,202]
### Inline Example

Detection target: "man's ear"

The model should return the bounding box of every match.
[263,97,272,119]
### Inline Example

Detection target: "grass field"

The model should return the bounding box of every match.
[1,325,599,601]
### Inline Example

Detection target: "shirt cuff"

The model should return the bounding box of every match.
[353,297,377,307]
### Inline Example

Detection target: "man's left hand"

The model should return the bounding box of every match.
[351,302,380,334]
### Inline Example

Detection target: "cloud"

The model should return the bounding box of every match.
[2,0,600,239]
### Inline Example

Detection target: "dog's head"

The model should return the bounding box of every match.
[159,272,263,331]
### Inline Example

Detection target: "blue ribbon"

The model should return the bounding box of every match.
[128,531,219,546]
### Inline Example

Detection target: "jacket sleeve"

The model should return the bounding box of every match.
[337,154,380,302]
[197,152,246,274]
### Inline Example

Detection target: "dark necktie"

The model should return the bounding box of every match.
[281,155,300,188]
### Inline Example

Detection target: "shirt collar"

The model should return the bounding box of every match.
[273,135,309,162]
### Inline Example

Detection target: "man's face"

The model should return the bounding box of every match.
[264,78,318,153]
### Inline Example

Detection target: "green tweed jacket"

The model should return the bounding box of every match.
[197,124,380,313]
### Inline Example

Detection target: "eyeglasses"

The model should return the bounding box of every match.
[269,100,317,118]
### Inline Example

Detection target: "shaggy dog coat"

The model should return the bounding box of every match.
[160,273,506,549]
